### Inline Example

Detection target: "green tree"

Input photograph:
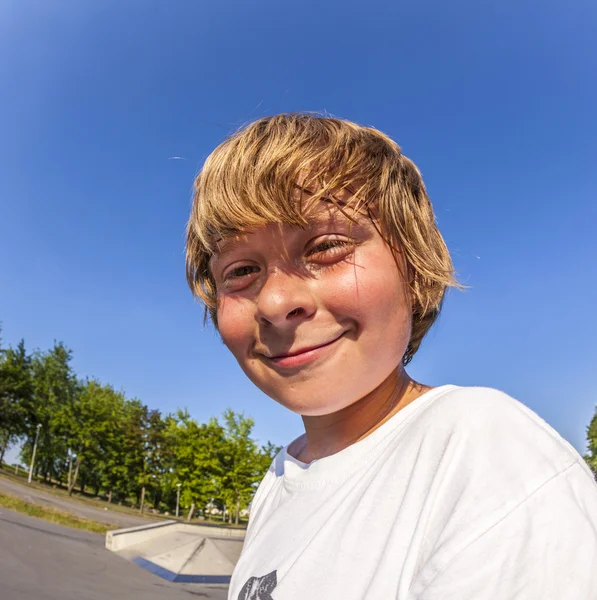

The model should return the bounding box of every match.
[94,391,128,502]
[219,409,264,525]
[21,343,78,481]
[0,340,33,463]
[585,407,597,478]
[169,410,226,518]
[56,380,125,496]
[138,409,168,513]
[260,441,282,466]
[119,398,149,505]
[0,345,25,460]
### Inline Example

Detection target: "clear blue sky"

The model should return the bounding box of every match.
[1,0,596,463]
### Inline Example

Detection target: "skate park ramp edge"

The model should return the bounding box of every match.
[106,521,245,584]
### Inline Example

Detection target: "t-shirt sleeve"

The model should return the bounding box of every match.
[410,460,597,600]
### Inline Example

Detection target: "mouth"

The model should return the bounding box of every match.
[261,333,345,369]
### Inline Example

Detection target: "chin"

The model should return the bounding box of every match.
[265,385,363,417]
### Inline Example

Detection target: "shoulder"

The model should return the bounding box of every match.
[400,387,597,585]
[404,385,588,496]
[426,384,555,429]
[424,385,578,458]
[411,457,597,599]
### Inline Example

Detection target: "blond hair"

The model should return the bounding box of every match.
[186,113,457,365]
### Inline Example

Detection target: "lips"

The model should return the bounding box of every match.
[271,338,339,359]
[258,333,345,368]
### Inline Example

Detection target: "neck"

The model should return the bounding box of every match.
[291,369,431,463]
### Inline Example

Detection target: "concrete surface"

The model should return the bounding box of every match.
[106,519,178,550]
[107,520,245,551]
[107,521,244,583]
[123,533,243,582]
[0,507,228,600]
[0,474,156,527]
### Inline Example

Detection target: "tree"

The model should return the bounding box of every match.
[260,441,282,466]
[94,392,128,502]
[585,407,597,478]
[56,380,125,496]
[0,340,33,463]
[169,410,226,518]
[219,410,263,525]
[139,409,168,513]
[117,399,149,504]
[23,343,78,481]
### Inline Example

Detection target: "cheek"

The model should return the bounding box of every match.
[324,256,410,326]
[321,253,412,371]
[216,296,254,356]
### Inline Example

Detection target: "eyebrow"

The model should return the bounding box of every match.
[295,184,348,208]
[212,236,246,258]
[211,194,358,259]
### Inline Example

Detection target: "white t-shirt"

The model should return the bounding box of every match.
[229,386,597,600]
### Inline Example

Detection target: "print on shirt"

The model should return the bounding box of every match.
[238,570,277,600]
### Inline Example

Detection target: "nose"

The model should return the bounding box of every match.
[256,269,317,327]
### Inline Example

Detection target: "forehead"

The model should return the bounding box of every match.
[212,197,362,256]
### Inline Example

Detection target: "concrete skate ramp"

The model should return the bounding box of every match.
[106,521,245,583]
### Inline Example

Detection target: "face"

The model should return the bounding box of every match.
[211,196,413,416]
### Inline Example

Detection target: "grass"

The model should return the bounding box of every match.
[0,491,113,534]
[0,467,163,520]
[0,466,248,529]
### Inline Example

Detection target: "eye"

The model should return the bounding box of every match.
[306,238,351,257]
[224,264,260,281]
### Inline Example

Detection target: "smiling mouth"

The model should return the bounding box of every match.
[260,333,345,368]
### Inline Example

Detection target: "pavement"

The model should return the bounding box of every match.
[0,474,155,528]
[0,507,228,600]
[113,524,244,583]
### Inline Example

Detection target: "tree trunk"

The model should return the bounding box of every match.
[68,455,82,496]
[67,451,73,489]
[235,498,240,526]
[0,436,8,465]
[186,503,195,522]
[139,485,146,514]
[107,489,113,503]
[222,505,226,522]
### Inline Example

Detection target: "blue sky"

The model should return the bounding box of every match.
[1,0,596,463]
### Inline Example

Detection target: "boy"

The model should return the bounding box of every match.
[186,114,597,599]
